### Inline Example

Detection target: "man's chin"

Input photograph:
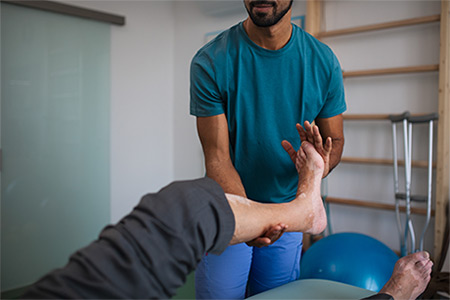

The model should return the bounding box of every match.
[251,17,277,27]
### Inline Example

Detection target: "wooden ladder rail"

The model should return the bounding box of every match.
[326,197,436,217]
[340,157,435,169]
[317,14,441,39]
[343,113,434,120]
[342,65,439,78]
[435,0,450,263]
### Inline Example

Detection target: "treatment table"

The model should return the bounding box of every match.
[248,279,376,299]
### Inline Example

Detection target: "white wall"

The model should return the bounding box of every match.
[64,0,176,223]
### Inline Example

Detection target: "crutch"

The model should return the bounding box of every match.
[407,113,438,252]
[389,111,438,255]
[389,111,411,257]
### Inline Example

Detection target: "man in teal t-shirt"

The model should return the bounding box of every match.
[190,0,346,298]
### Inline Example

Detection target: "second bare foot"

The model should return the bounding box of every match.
[379,251,433,300]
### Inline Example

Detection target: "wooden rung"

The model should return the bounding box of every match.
[344,114,391,120]
[318,14,440,38]
[326,197,435,216]
[340,157,435,169]
[343,113,437,121]
[343,65,439,78]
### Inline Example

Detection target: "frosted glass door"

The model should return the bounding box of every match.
[1,3,110,291]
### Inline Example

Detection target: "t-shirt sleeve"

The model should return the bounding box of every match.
[190,52,225,117]
[317,54,347,119]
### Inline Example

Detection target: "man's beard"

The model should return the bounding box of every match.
[246,0,293,27]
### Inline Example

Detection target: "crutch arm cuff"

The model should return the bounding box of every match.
[389,111,410,123]
[408,113,439,123]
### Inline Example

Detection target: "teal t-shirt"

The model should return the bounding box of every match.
[190,22,346,203]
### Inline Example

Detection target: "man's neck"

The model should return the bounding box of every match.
[243,12,293,51]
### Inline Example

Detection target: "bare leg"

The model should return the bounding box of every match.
[294,141,327,233]
[227,141,327,245]
[379,251,433,300]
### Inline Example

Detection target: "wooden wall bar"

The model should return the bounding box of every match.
[305,0,322,37]
[342,113,435,120]
[326,197,435,217]
[340,157,434,169]
[317,14,440,38]
[435,0,450,265]
[342,65,439,78]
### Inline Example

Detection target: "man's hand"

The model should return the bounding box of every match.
[282,122,332,178]
[245,224,288,248]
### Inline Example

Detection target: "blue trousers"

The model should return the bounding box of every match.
[195,232,303,299]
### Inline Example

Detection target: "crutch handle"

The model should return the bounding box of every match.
[408,113,439,123]
[395,193,428,202]
[389,111,410,123]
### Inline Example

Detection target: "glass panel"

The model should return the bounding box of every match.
[1,3,110,291]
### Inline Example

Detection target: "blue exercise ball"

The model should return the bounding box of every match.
[300,232,399,292]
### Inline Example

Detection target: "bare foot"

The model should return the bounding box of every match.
[227,141,327,244]
[292,141,326,234]
[379,251,433,300]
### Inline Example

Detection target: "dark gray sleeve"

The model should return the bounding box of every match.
[22,177,235,299]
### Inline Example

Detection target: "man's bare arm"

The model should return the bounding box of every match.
[197,114,286,247]
[315,114,344,175]
[197,114,247,197]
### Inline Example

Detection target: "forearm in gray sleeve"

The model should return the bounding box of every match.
[22,177,235,299]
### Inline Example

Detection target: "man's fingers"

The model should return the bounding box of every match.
[265,224,288,245]
[298,145,307,161]
[281,140,296,163]
[312,125,324,151]
[303,121,315,144]
[248,224,288,248]
[246,237,271,247]
[313,125,322,139]
[307,124,315,144]
[296,123,308,142]
[303,120,312,131]
[324,137,332,154]
[256,238,271,247]
[266,225,282,239]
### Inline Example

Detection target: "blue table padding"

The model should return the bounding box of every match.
[247,279,377,299]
